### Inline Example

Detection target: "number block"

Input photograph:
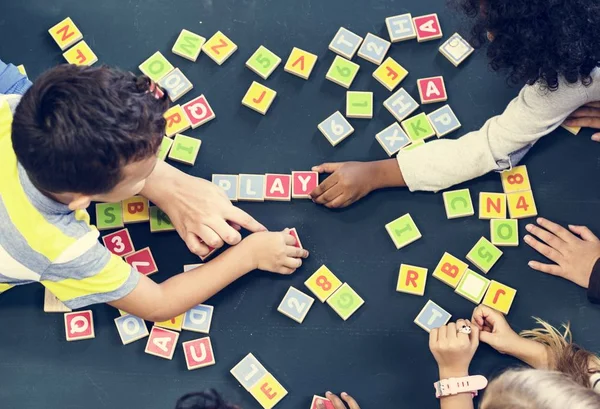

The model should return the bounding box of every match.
[396,264,428,296]
[384,88,419,122]
[183,264,203,272]
[562,123,581,135]
[124,247,158,276]
[172,29,206,62]
[386,13,416,42]
[168,134,202,165]
[357,33,391,65]
[414,300,451,333]
[182,94,216,128]
[277,286,315,324]
[246,45,282,79]
[157,137,173,160]
[482,280,517,314]
[346,91,373,119]
[507,190,538,219]
[284,47,318,80]
[432,252,469,289]
[376,123,411,156]
[231,353,268,390]
[385,213,422,249]
[150,206,176,233]
[64,310,95,341]
[326,56,360,89]
[292,171,318,199]
[490,219,519,246]
[417,76,447,104]
[242,81,277,115]
[183,337,216,370]
[44,288,71,313]
[164,104,191,137]
[238,174,266,202]
[202,31,238,65]
[264,174,291,201]
[304,265,343,302]
[63,41,98,66]
[95,202,124,231]
[139,52,174,82]
[326,283,364,321]
[182,304,214,333]
[155,314,185,331]
[439,33,474,67]
[373,57,408,92]
[311,396,335,409]
[479,192,507,219]
[288,228,303,249]
[501,165,531,193]
[455,269,491,304]
[212,174,239,201]
[318,111,354,146]
[49,17,83,50]
[102,228,135,257]
[114,314,149,345]
[428,105,461,137]
[122,195,149,224]
[413,13,443,42]
[158,68,193,102]
[329,27,363,59]
[249,373,288,409]
[145,326,180,360]
[466,237,502,274]
[443,188,474,219]
[402,112,436,142]
[401,140,426,151]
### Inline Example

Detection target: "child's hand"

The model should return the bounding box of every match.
[241,229,309,274]
[564,101,600,141]
[524,218,600,288]
[471,305,520,354]
[317,392,360,409]
[430,319,479,378]
[310,162,376,208]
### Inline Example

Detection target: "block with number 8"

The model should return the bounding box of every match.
[501,165,531,193]
[318,111,354,146]
[277,286,315,323]
[326,56,360,89]
[304,265,343,302]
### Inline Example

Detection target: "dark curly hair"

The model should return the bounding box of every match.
[454,0,600,90]
[175,390,240,409]
[12,64,168,195]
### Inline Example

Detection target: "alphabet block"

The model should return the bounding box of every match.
[329,27,363,59]
[249,373,288,409]
[304,265,342,302]
[164,104,191,137]
[63,41,98,66]
[357,33,391,65]
[376,123,411,156]
[64,310,95,341]
[102,228,135,257]
[401,140,426,151]
[442,188,474,219]
[264,174,291,201]
[122,195,149,224]
[413,13,443,42]
[202,31,238,65]
[212,174,239,201]
[145,326,180,360]
[507,190,538,219]
[238,174,266,202]
[417,76,447,104]
[183,337,216,370]
[288,228,303,249]
[562,123,581,135]
[482,280,516,314]
[139,51,174,82]
[114,314,149,345]
[284,47,318,80]
[158,68,193,102]
[372,57,408,91]
[326,283,364,321]
[396,264,428,296]
[168,134,202,165]
[172,29,206,61]
[157,136,173,160]
[44,288,71,313]
[231,353,268,390]
[414,300,451,333]
[155,314,184,331]
[500,165,531,193]
[318,111,354,146]
[124,247,158,276]
[402,112,436,142]
[466,237,503,274]
[311,396,335,409]
[48,17,83,50]
[386,13,417,42]
[242,81,277,115]
[455,269,491,304]
[383,88,419,122]
[326,56,360,89]
[479,193,507,219]
[439,33,474,67]
[490,219,519,246]
[95,202,124,231]
[182,304,214,333]
[182,94,216,128]
[277,286,315,324]
[292,171,318,198]
[385,213,422,249]
[432,252,469,288]
[246,45,282,79]
[150,206,176,233]
[346,91,373,119]
[427,104,461,137]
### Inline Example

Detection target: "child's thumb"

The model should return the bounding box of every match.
[478,330,496,346]
[312,163,342,174]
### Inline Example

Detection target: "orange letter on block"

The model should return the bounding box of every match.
[260,382,277,400]
[405,270,419,288]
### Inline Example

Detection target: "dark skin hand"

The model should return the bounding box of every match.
[563,101,600,141]
[316,392,361,409]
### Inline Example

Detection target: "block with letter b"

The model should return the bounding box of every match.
[396,264,428,296]
[182,337,216,370]
[182,304,214,333]
[385,213,422,249]
[432,252,469,288]
[182,95,216,128]
[304,265,342,302]
[318,111,354,146]
[122,195,149,224]
[124,247,158,276]
[329,27,363,60]
[414,300,451,333]
[64,310,95,341]
[277,286,315,324]
[95,202,124,231]
[466,237,502,274]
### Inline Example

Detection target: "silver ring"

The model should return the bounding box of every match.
[458,325,472,335]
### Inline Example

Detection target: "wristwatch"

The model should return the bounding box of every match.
[434,375,488,398]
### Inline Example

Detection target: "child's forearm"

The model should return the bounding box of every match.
[368,159,407,189]
[438,368,475,409]
[505,337,550,369]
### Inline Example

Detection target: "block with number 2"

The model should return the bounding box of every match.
[357,33,391,65]
[277,286,315,323]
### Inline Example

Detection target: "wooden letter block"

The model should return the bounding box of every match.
[373,57,408,92]
[172,29,206,61]
[288,228,303,249]
[157,136,173,160]
[246,45,282,79]
[439,33,474,66]
[455,269,491,304]
[182,304,214,333]
[482,280,517,314]
[238,174,265,202]
[124,247,158,276]
[277,286,315,323]
[183,337,216,370]
[49,17,83,50]
[466,237,503,274]
[562,123,581,135]
[122,195,149,223]
[329,27,363,59]
[139,52,174,82]
[443,188,474,219]
[158,68,193,102]
[479,193,507,219]
[311,396,335,409]
[242,81,277,115]
[63,41,98,66]
[413,14,443,42]
[428,105,461,137]
[357,33,391,65]
[326,283,364,321]
[150,206,176,232]
[164,104,191,137]
[507,190,538,219]
[414,300,451,333]
[95,202,124,231]
[326,56,360,89]
[155,314,185,331]
[202,31,238,65]
[114,314,149,345]
[396,264,428,296]
[168,134,202,165]
[500,165,531,193]
[304,265,343,302]
[346,91,373,119]
[386,14,416,42]
[385,213,422,249]
[432,252,469,289]
[490,219,519,246]
[64,310,95,341]
[384,88,419,122]
[402,112,436,142]
[249,373,288,409]
[318,111,354,146]
[182,95,216,128]
[264,174,291,201]
[417,76,447,104]
[145,326,180,360]
[231,353,268,390]
[44,288,71,313]
[102,228,135,257]
[212,174,239,201]
[292,171,318,198]
[376,123,410,156]
[284,47,318,80]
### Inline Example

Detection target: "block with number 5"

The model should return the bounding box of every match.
[277,286,315,323]
[304,265,342,302]
[318,111,354,146]
[124,247,158,276]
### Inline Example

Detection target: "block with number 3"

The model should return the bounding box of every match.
[277,286,315,323]
[124,247,158,276]
[357,33,391,65]
[102,228,135,257]
[318,111,354,146]
[305,265,342,302]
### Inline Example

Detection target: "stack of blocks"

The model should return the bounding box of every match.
[49,17,98,66]
[212,172,319,202]
[231,353,288,409]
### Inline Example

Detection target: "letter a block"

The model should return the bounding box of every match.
[491,219,519,246]
[264,174,291,201]
[482,280,517,314]
[145,326,179,360]
[231,353,268,390]
[402,112,436,142]
[114,314,149,345]
[455,269,491,304]
[292,171,318,199]
[64,310,95,341]
[182,95,216,129]
[466,237,503,274]
[242,81,277,115]
[396,264,428,296]
[139,51,174,82]
[432,252,469,288]
[202,31,238,65]
[413,14,443,42]
[417,76,447,104]
[249,373,288,409]
[183,337,216,370]
[95,202,124,231]
[63,41,98,66]
[443,188,475,219]
[284,47,318,80]
[414,300,451,333]
[427,105,461,137]
[172,29,206,62]
[122,195,149,224]
[479,193,507,219]
[164,104,191,137]
[150,206,176,233]
[385,213,422,249]
[373,57,408,91]
[182,304,214,333]
[238,174,265,202]
[49,17,83,50]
